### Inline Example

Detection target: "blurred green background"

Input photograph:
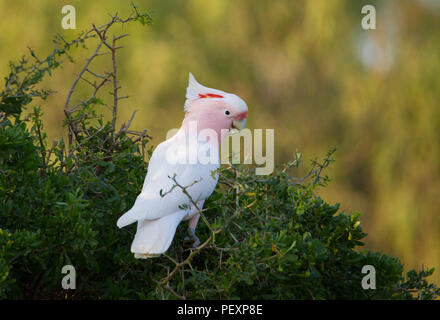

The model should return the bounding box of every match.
[1,0,439,285]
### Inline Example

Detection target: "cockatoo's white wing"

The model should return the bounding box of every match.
[116,130,219,228]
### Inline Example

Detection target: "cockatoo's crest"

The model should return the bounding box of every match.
[184,73,227,111]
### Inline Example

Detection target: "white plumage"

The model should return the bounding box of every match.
[117,129,219,257]
[117,73,247,258]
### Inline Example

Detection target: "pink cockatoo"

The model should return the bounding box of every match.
[116,73,248,258]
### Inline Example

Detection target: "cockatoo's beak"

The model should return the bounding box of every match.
[232,118,246,131]
[232,111,247,131]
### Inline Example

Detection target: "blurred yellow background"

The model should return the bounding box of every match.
[1,0,439,284]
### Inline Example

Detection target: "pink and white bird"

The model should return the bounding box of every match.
[116,73,248,258]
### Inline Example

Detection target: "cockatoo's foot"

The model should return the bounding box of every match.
[184,227,200,248]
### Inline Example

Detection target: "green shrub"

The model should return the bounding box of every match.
[0,7,439,300]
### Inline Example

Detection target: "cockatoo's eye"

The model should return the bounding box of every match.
[224,110,231,116]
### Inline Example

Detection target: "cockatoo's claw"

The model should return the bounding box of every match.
[184,227,201,248]
[192,237,201,248]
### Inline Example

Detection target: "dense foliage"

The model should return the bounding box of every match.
[1,7,439,299]
[1,0,440,284]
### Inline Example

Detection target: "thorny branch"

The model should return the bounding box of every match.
[64,6,152,153]
[218,148,336,190]
[154,174,222,299]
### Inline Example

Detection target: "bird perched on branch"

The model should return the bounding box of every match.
[117,73,248,258]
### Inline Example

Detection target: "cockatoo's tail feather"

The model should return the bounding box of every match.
[130,210,187,257]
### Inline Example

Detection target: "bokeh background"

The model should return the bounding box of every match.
[1,0,439,285]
